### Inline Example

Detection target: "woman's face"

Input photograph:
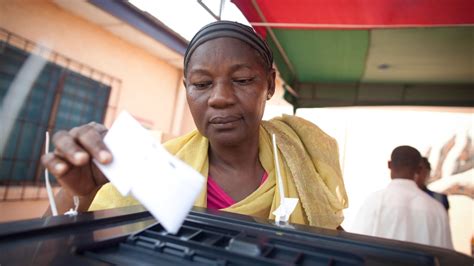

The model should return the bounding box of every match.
[185,37,275,146]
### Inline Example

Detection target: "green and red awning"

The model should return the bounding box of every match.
[232,0,474,108]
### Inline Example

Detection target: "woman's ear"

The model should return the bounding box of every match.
[266,68,276,100]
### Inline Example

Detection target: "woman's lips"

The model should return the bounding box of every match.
[209,116,242,130]
[209,116,241,124]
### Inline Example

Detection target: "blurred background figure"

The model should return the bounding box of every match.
[415,157,449,210]
[351,146,453,249]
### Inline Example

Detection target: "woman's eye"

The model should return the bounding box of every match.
[193,81,212,89]
[234,78,254,85]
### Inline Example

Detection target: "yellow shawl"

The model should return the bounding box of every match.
[89,115,348,229]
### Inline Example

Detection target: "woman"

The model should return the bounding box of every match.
[41,21,348,229]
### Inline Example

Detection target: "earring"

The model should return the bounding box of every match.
[266,94,271,100]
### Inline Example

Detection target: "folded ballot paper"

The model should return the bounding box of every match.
[94,111,204,234]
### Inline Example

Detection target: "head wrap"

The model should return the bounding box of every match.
[184,20,273,75]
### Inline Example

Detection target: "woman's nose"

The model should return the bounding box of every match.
[208,80,236,108]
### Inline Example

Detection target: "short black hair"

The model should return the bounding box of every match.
[390,146,422,170]
[421,157,431,170]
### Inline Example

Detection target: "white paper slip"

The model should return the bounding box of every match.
[94,111,205,234]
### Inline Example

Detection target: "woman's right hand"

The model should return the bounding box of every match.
[41,122,112,198]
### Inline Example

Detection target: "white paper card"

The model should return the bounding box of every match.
[94,111,204,233]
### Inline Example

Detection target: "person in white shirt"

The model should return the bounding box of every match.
[351,145,453,249]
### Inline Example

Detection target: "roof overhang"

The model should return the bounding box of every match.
[54,0,187,69]
[233,0,474,108]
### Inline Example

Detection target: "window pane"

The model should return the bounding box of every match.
[11,161,28,181]
[0,43,56,184]
[0,160,12,181]
[0,42,110,187]
[54,71,110,133]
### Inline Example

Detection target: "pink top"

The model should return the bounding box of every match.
[207,172,268,210]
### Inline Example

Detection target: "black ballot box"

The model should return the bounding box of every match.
[0,205,471,265]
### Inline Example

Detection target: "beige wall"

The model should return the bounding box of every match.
[0,186,61,222]
[0,0,182,133]
[0,200,49,222]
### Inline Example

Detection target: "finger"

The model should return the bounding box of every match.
[52,131,90,166]
[88,122,108,136]
[70,122,107,137]
[41,153,71,177]
[71,124,112,164]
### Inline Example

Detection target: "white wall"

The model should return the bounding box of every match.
[297,106,473,255]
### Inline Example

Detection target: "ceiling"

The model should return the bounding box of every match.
[232,0,474,108]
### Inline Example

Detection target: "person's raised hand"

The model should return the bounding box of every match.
[41,122,111,197]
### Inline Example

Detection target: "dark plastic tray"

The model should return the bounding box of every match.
[0,206,472,265]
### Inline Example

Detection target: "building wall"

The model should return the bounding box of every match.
[0,0,182,133]
[0,200,49,222]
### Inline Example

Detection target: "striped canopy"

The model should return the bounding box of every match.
[232,0,474,108]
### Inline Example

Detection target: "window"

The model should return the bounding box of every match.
[0,41,111,196]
